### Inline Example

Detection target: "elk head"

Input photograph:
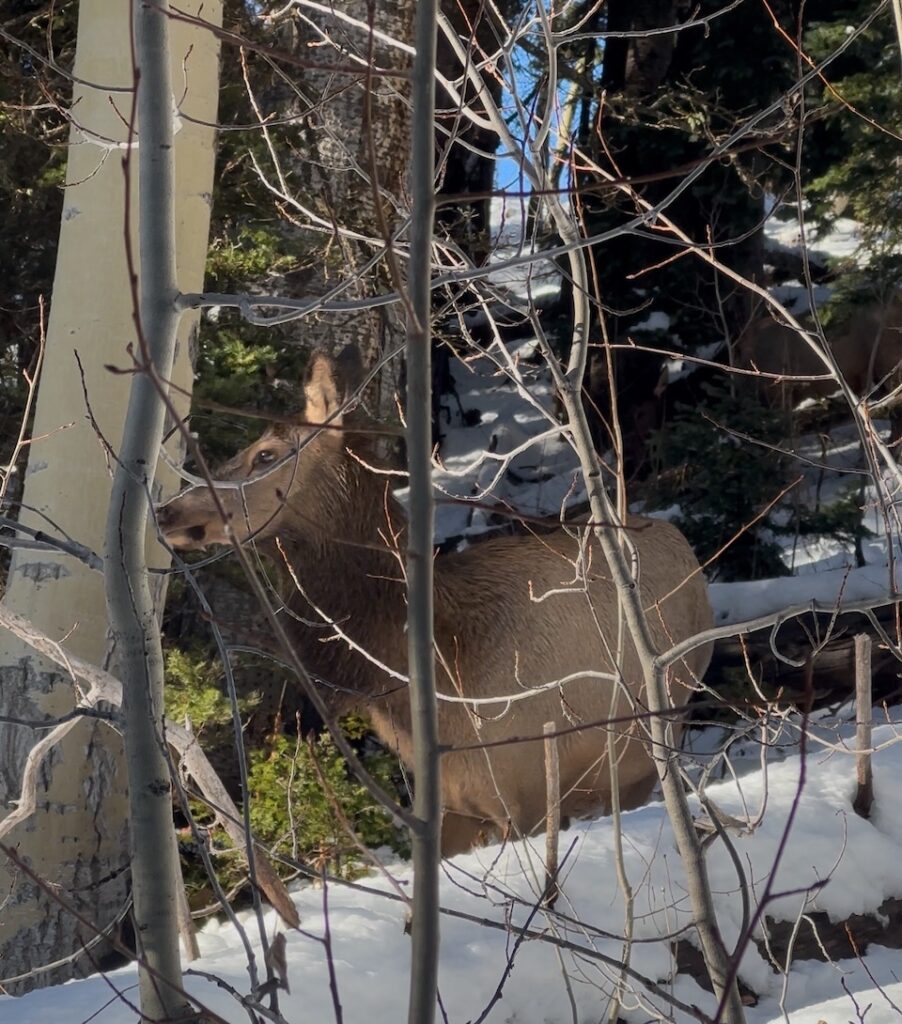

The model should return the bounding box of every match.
[156,346,363,551]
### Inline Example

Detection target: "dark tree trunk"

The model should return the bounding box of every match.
[430,0,508,449]
[570,0,795,465]
[435,0,505,261]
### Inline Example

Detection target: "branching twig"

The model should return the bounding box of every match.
[0,603,297,928]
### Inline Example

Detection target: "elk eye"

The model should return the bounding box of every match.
[253,449,275,467]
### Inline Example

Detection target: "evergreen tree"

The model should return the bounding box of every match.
[802,1,902,299]
[0,3,72,478]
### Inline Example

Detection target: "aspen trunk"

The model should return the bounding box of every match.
[0,1,221,990]
[405,4,440,1021]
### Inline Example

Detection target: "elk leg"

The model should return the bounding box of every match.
[440,811,494,857]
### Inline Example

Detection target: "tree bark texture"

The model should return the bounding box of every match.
[103,1,208,1016]
[0,0,221,991]
[435,0,506,260]
[276,1,413,414]
[405,3,441,1023]
[565,0,799,465]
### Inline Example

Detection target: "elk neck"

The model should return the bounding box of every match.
[262,439,413,727]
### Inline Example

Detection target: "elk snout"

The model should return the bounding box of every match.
[155,497,221,550]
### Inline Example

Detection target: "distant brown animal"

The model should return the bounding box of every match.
[736,294,902,424]
[157,347,713,856]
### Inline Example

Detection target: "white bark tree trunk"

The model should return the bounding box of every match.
[0,0,221,990]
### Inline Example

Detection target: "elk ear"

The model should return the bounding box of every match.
[303,344,366,423]
[303,352,343,425]
[303,345,364,426]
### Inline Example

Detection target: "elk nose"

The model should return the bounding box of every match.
[155,503,195,538]
[155,503,175,530]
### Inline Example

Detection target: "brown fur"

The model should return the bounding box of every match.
[157,349,713,855]
[736,294,902,415]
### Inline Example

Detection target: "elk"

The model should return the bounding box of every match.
[157,347,714,856]
[736,294,902,424]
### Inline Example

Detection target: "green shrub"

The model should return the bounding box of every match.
[164,646,408,909]
[190,326,304,464]
[782,484,872,569]
[164,645,261,763]
[647,380,792,581]
[647,380,873,580]
[247,720,409,873]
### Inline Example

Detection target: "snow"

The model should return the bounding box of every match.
[709,416,902,624]
[10,722,902,1024]
[395,332,586,543]
[766,213,863,264]
[635,311,672,333]
[762,978,902,1024]
[709,561,895,624]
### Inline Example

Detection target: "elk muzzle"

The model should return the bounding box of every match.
[156,492,230,550]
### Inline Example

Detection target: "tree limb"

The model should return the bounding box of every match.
[0,603,298,929]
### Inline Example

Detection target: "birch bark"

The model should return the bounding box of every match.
[0,1,221,989]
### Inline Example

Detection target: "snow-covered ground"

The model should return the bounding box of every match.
[10,720,902,1024]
